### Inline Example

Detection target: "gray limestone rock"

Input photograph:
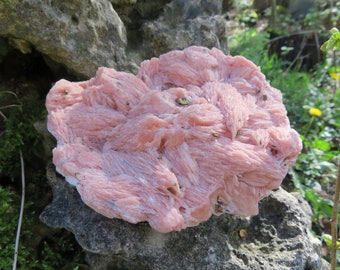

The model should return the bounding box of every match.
[140,0,228,58]
[40,164,329,270]
[0,0,127,78]
[0,0,229,78]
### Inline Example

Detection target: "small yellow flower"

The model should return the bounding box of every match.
[308,108,322,117]
[330,72,340,80]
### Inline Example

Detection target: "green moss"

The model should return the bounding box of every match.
[0,83,45,179]
[0,186,39,269]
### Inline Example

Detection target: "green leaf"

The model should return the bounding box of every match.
[330,27,340,35]
[305,189,318,203]
[323,233,340,249]
[320,41,329,52]
[312,139,331,151]
[323,233,333,248]
[321,27,340,52]
[290,169,306,194]
[329,66,340,73]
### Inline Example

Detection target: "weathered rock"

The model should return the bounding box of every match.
[140,0,228,58]
[0,0,127,78]
[40,165,329,270]
[0,0,229,78]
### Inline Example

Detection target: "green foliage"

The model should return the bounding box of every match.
[294,132,339,192]
[229,29,311,127]
[235,9,258,26]
[229,9,340,254]
[0,186,39,269]
[0,84,84,268]
[304,1,340,31]
[290,26,340,242]
[270,69,311,127]
[292,95,339,233]
[323,234,340,265]
[0,185,84,269]
[305,189,333,220]
[0,86,45,179]
[39,233,84,270]
[229,28,270,65]
[321,28,340,52]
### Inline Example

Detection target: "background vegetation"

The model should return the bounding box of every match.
[229,0,340,263]
[0,0,339,268]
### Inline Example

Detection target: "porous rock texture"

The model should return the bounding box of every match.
[141,0,228,58]
[0,0,229,77]
[46,46,302,233]
[40,165,328,270]
[0,0,127,78]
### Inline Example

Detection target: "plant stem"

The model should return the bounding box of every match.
[271,0,277,29]
[303,116,315,137]
[330,159,340,270]
[332,50,339,96]
[12,150,25,270]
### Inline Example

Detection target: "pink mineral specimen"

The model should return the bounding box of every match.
[46,46,302,233]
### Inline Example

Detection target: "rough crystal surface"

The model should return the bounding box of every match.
[46,46,302,233]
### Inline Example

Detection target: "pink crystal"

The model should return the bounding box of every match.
[46,46,302,233]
